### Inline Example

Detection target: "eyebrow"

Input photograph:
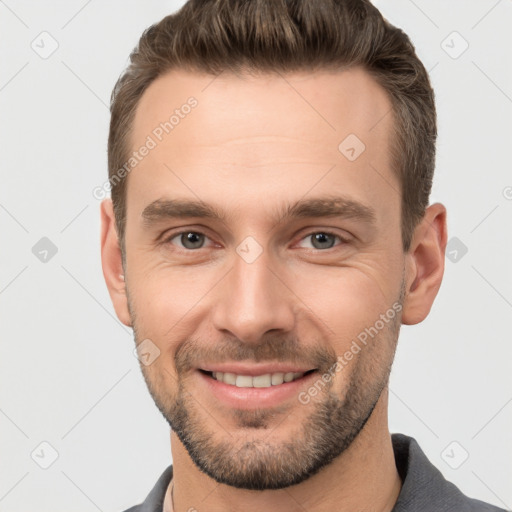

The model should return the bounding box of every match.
[141,196,376,229]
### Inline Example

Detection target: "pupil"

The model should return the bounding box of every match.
[183,232,203,249]
[313,233,334,249]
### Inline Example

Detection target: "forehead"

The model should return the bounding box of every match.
[126,67,397,223]
[133,66,393,150]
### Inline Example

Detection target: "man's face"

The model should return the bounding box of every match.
[123,67,406,489]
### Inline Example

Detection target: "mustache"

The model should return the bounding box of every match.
[174,333,338,375]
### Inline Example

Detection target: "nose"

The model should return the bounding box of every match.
[211,246,296,344]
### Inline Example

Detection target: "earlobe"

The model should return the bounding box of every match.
[100,199,132,327]
[401,203,448,325]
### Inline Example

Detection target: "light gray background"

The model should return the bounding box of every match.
[1,1,511,511]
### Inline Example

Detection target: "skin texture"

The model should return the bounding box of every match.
[101,67,447,512]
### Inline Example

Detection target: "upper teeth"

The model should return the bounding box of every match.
[212,371,305,388]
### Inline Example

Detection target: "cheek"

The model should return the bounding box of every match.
[291,265,396,337]
[127,263,218,339]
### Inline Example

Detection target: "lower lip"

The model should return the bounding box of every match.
[197,370,318,409]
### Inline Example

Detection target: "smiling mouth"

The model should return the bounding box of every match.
[199,369,317,388]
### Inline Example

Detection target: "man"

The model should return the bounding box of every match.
[100,1,505,511]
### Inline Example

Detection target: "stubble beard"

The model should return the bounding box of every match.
[129,284,404,490]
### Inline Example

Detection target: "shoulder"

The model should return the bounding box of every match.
[464,499,509,512]
[391,433,507,512]
[118,465,174,512]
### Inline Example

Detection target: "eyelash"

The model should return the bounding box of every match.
[162,230,349,251]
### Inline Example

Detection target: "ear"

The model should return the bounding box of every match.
[100,199,132,327]
[402,203,448,325]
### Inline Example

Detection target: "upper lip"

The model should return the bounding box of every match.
[199,363,316,376]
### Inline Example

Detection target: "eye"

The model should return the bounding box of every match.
[166,231,212,250]
[297,231,346,250]
[163,230,348,252]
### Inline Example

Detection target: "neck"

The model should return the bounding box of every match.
[167,388,401,512]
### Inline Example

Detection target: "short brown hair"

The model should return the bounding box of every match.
[108,0,436,255]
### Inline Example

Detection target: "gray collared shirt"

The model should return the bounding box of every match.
[122,433,507,512]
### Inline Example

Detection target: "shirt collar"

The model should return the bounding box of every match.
[133,433,503,512]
